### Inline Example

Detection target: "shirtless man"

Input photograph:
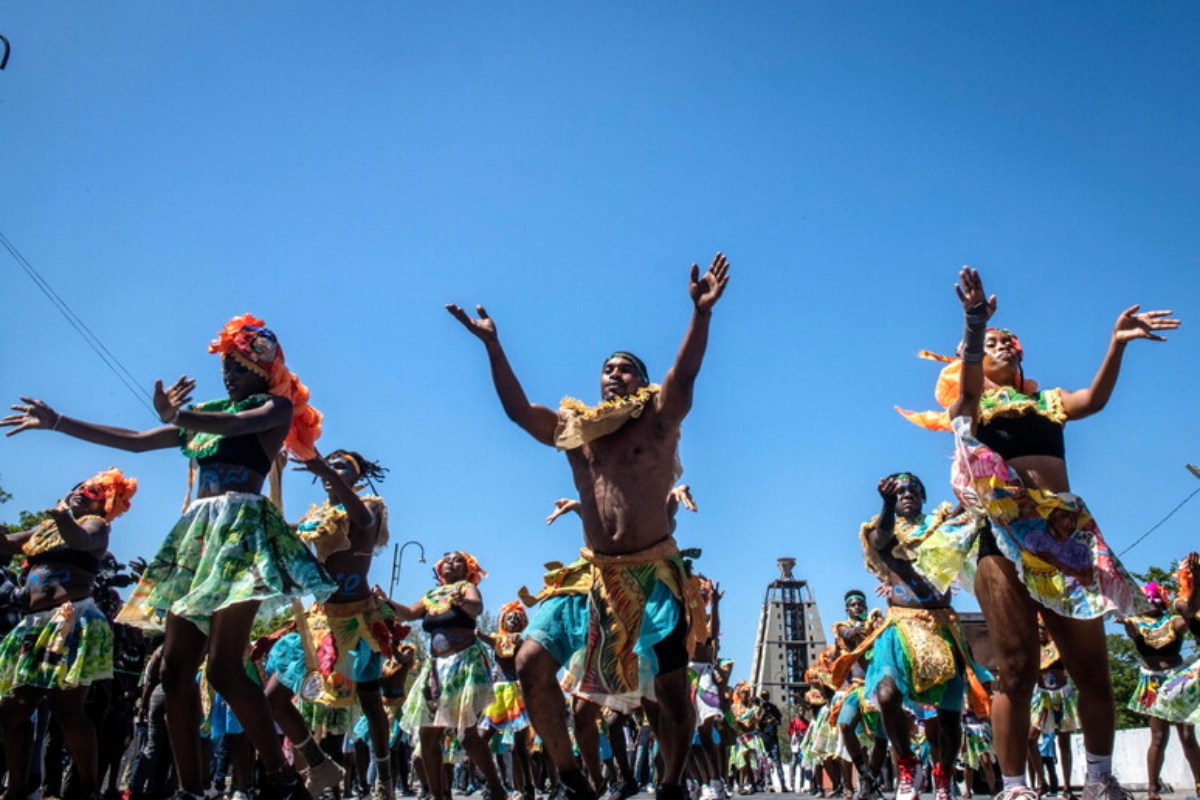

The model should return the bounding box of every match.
[447,252,730,800]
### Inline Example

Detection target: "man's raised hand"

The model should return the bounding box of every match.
[689,252,731,312]
[446,304,499,343]
[953,266,996,320]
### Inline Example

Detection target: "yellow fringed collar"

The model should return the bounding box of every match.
[554,385,661,451]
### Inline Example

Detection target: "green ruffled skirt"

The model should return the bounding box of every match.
[117,492,336,633]
[0,597,112,695]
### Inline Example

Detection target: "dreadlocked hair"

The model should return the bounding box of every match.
[327,450,388,484]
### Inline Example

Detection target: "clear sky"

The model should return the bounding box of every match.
[2,3,1197,687]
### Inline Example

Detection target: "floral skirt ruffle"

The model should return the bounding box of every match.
[482,679,530,745]
[960,720,993,769]
[934,417,1146,619]
[0,598,112,695]
[800,696,847,765]
[1144,660,1200,724]
[1031,681,1080,733]
[732,731,766,767]
[117,493,337,633]
[1127,666,1172,718]
[689,661,724,723]
[398,642,493,736]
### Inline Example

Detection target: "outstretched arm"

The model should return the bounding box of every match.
[657,253,731,423]
[1059,305,1180,421]
[946,267,997,423]
[446,304,558,446]
[869,477,902,550]
[46,501,110,553]
[3,396,177,452]
[292,452,377,529]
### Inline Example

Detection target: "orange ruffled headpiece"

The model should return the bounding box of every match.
[895,329,1037,432]
[209,314,323,459]
[433,550,487,585]
[499,599,528,630]
[77,467,138,521]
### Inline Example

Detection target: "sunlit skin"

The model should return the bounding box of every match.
[266,449,390,795]
[0,342,303,794]
[948,265,1182,783]
[446,254,731,794]
[379,554,506,800]
[865,475,960,785]
[0,481,112,800]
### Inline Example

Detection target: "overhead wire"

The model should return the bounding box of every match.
[0,229,158,418]
[1118,483,1200,557]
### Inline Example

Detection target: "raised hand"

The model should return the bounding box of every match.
[1111,305,1180,344]
[2,396,61,437]
[954,266,997,320]
[689,252,731,312]
[446,304,499,343]
[289,449,333,477]
[877,477,902,506]
[546,498,581,525]
[670,484,699,513]
[153,376,196,423]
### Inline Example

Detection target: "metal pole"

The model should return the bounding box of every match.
[388,540,426,598]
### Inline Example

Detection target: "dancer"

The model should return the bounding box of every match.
[1029,622,1078,799]
[477,600,536,800]
[1120,582,1200,800]
[265,449,395,798]
[384,551,505,800]
[830,591,885,800]
[0,468,136,800]
[898,267,1179,800]
[447,253,730,800]
[836,473,990,800]
[3,314,337,800]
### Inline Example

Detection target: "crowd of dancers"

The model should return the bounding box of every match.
[0,258,1197,800]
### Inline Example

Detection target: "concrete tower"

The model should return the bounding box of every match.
[750,557,827,704]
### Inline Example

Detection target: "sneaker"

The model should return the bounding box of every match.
[993,789,1039,800]
[1081,778,1133,800]
[895,759,917,800]
[307,761,347,799]
[656,786,688,800]
[232,792,251,800]
[604,782,639,800]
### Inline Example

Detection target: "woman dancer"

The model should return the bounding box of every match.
[899,267,1179,800]
[0,468,137,800]
[385,551,505,800]
[3,314,337,800]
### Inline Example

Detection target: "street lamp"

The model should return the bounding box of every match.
[1187,464,1200,480]
[389,540,426,598]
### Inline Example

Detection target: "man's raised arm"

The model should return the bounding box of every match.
[658,253,731,423]
[446,304,559,446]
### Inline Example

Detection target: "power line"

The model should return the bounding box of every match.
[1119,484,1200,557]
[0,230,158,418]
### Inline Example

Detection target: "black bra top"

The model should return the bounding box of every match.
[1134,630,1184,661]
[195,432,273,476]
[976,402,1066,460]
[422,605,476,634]
[25,546,100,576]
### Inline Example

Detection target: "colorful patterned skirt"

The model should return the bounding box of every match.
[398,642,493,736]
[731,730,766,768]
[689,661,724,723]
[482,678,530,745]
[0,597,112,695]
[800,696,847,765]
[117,492,337,633]
[1127,666,1173,718]
[1031,681,1080,733]
[919,418,1146,619]
[1145,658,1200,724]
[959,719,993,769]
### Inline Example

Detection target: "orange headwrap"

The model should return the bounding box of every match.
[208,314,323,459]
[895,330,1039,432]
[433,550,487,585]
[76,467,138,521]
[499,599,528,631]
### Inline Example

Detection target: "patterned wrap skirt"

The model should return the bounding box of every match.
[959,719,993,769]
[117,493,337,633]
[0,597,112,695]
[917,418,1147,619]
[1031,681,1080,733]
[1145,657,1200,725]
[482,677,530,745]
[398,642,494,737]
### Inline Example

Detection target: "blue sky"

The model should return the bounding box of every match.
[2,3,1197,686]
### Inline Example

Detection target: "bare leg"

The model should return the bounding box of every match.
[1042,613,1113,761]
[516,642,577,774]
[358,687,393,786]
[46,687,100,795]
[160,612,211,794]
[1145,717,1168,800]
[418,728,445,799]
[206,602,297,780]
[1178,724,1200,791]
[653,667,696,790]
[0,689,39,800]
[973,556,1039,780]
[461,726,506,795]
[1056,732,1074,798]
[572,698,605,791]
